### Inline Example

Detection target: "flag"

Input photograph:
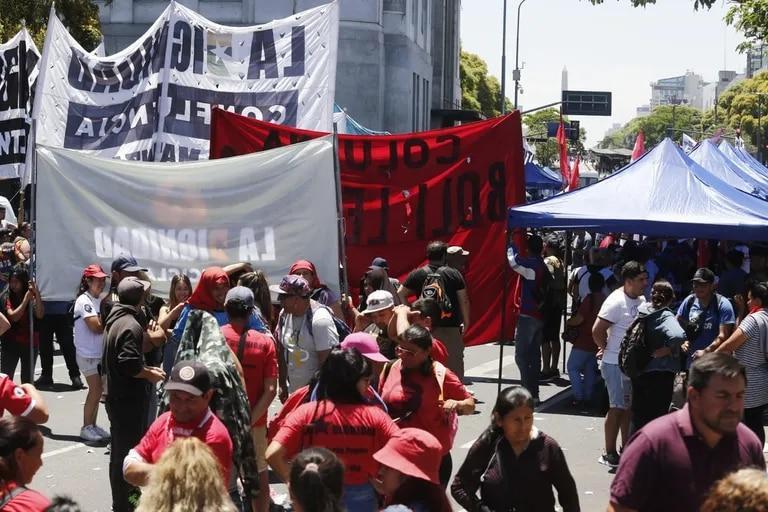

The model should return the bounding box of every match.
[556,119,570,182]
[630,130,645,163]
[568,156,580,191]
[681,133,697,154]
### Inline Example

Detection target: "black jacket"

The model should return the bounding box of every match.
[102,303,148,403]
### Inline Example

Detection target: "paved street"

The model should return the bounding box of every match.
[32,343,618,511]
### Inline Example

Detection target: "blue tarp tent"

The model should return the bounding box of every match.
[333,104,391,135]
[735,146,768,177]
[718,141,768,188]
[525,162,563,189]
[689,141,768,199]
[508,139,768,241]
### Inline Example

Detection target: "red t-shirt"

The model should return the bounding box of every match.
[221,324,279,426]
[1,484,50,512]
[572,294,605,353]
[4,300,38,347]
[267,385,311,441]
[133,410,233,483]
[431,337,449,365]
[273,400,399,485]
[379,361,470,454]
[0,374,34,417]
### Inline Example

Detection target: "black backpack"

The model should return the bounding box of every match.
[531,262,555,312]
[618,316,651,379]
[419,267,453,320]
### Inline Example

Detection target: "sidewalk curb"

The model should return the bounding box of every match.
[536,386,573,413]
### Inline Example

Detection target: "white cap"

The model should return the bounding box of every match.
[447,245,469,256]
[364,290,395,314]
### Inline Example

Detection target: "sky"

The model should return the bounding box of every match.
[459,0,744,146]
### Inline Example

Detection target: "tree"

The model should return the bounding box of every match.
[712,70,768,154]
[588,0,716,8]
[0,0,101,51]
[522,108,586,168]
[460,50,511,118]
[599,105,703,149]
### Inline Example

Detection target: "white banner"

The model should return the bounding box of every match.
[36,137,339,301]
[0,29,39,179]
[31,0,338,172]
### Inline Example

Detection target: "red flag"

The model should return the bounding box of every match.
[631,130,645,162]
[568,156,580,191]
[556,119,570,182]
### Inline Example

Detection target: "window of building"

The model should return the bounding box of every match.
[421,0,428,35]
[413,72,420,131]
[422,77,430,130]
[412,0,418,32]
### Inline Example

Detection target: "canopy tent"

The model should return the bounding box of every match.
[525,161,563,190]
[332,104,391,135]
[508,138,768,241]
[688,140,768,199]
[717,141,768,188]
[735,146,768,177]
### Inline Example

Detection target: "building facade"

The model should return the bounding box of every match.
[95,0,460,134]
[649,71,705,110]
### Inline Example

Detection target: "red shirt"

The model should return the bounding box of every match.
[133,410,233,484]
[4,300,38,347]
[1,484,50,512]
[379,361,470,454]
[0,374,34,417]
[431,337,449,365]
[221,324,279,426]
[273,400,398,485]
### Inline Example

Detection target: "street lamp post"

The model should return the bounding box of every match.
[500,1,508,114]
[513,0,527,110]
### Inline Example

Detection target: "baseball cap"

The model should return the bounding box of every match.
[269,274,311,298]
[83,264,108,279]
[364,290,394,314]
[341,332,389,363]
[225,286,255,309]
[447,246,469,256]
[111,254,147,273]
[117,276,150,304]
[370,257,389,270]
[691,268,715,284]
[165,361,211,396]
[373,428,442,484]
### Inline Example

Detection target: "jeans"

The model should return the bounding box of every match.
[106,397,149,512]
[162,335,180,375]
[567,348,598,401]
[630,371,675,435]
[39,313,79,379]
[743,403,767,447]
[342,482,378,512]
[515,315,542,399]
[1,342,38,384]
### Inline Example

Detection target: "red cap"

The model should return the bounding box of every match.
[83,264,108,279]
[373,428,442,484]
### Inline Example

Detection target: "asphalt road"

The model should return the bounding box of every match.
[29,343,621,511]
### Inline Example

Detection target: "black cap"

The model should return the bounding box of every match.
[370,257,389,269]
[117,276,150,305]
[691,268,716,284]
[111,254,147,273]
[165,361,211,396]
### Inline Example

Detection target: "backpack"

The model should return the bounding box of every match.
[419,267,454,320]
[531,261,554,312]
[618,316,651,379]
[277,301,351,344]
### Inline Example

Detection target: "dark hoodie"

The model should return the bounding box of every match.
[102,303,149,402]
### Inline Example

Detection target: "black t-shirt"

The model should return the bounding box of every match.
[403,263,466,327]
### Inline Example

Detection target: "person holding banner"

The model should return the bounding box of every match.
[1,267,44,384]
[157,274,192,336]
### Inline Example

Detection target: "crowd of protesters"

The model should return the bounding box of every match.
[0,224,764,511]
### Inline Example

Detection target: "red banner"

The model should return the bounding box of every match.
[210,108,525,346]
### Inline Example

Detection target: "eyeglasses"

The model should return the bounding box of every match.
[395,345,417,356]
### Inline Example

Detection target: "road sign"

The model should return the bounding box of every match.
[562,90,612,116]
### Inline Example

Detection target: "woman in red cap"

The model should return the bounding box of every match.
[73,264,110,442]
[373,427,452,512]
[451,386,579,512]
[289,260,343,318]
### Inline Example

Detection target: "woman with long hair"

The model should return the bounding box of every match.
[135,437,237,512]
[267,348,398,512]
[289,447,344,512]
[289,260,343,318]
[72,265,110,443]
[378,324,475,489]
[1,266,44,383]
[157,273,192,333]
[373,428,452,512]
[451,386,579,512]
[0,416,50,511]
[238,270,274,330]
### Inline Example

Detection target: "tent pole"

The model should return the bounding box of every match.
[331,124,349,298]
[28,120,37,384]
[562,231,571,374]
[498,227,510,395]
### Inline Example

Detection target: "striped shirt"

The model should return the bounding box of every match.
[735,310,768,408]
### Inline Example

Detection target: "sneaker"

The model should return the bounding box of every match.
[80,425,103,442]
[93,425,111,440]
[71,376,85,390]
[34,375,53,387]
[598,452,621,468]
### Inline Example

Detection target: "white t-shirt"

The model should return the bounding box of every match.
[73,292,103,358]
[571,266,614,300]
[280,304,339,392]
[597,288,645,365]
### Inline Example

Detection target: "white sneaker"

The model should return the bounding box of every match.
[80,425,103,442]
[93,425,111,440]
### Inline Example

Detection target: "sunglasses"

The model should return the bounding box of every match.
[395,345,417,356]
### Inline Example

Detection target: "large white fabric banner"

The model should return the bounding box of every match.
[0,29,39,179]
[36,136,339,301]
[31,0,337,170]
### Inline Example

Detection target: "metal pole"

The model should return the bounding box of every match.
[28,120,37,384]
[331,124,349,298]
[498,227,510,395]
[758,98,762,164]
[513,0,527,110]
[562,231,570,374]
[500,0,507,114]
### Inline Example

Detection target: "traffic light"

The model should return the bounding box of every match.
[569,121,580,142]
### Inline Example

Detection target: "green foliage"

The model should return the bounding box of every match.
[714,71,768,153]
[0,0,101,51]
[725,1,768,53]
[460,50,511,118]
[588,0,716,9]
[522,108,586,167]
[599,105,704,149]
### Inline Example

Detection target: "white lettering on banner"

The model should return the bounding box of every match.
[93,226,275,262]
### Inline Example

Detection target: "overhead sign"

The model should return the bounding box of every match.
[561,90,612,116]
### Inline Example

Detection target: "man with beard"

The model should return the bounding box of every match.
[608,353,765,512]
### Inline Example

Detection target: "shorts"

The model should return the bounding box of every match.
[601,362,632,409]
[76,355,101,377]
[251,425,268,473]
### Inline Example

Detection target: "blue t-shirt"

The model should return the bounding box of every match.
[677,294,735,367]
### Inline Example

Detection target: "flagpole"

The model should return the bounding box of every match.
[28,119,37,384]
[331,124,349,300]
